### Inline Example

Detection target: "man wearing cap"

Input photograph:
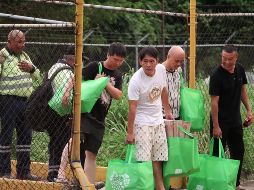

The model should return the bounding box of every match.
[44,46,75,182]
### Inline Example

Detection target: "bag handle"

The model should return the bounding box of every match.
[177,125,194,138]
[209,137,225,158]
[180,73,184,87]
[98,62,102,74]
[125,144,135,163]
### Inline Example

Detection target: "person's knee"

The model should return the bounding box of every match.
[85,150,96,160]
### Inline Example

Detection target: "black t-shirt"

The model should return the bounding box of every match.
[209,64,247,127]
[81,61,122,138]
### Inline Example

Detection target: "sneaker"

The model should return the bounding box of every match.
[95,181,105,190]
[16,173,41,181]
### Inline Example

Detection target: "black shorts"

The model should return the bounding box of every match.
[80,113,105,155]
[80,132,103,155]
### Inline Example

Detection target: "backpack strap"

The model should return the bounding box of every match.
[48,65,73,82]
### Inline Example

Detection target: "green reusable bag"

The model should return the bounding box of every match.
[81,62,109,113]
[180,86,205,132]
[187,138,240,190]
[105,145,154,190]
[48,78,73,116]
[163,126,199,177]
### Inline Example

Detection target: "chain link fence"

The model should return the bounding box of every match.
[0,27,79,189]
[196,5,254,181]
[83,3,254,183]
[0,0,79,188]
[85,3,254,184]
[0,0,254,189]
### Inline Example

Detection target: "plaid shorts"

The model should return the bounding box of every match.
[134,123,168,161]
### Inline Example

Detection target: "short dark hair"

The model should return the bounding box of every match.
[222,44,237,53]
[139,47,159,60]
[65,45,75,55]
[108,42,126,57]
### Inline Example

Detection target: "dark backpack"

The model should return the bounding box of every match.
[24,66,73,132]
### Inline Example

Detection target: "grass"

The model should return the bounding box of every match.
[30,132,49,162]
[98,77,254,176]
[196,80,254,173]
[97,73,129,166]
[25,74,254,175]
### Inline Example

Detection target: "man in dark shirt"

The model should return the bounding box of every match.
[81,42,126,188]
[209,44,253,190]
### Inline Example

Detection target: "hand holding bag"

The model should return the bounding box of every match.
[81,62,109,113]
[187,138,240,190]
[105,145,154,190]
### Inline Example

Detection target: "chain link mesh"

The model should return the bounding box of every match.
[0,0,254,189]
[0,0,78,189]
[196,5,254,181]
[0,29,78,189]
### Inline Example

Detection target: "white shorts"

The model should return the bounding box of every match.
[134,123,168,161]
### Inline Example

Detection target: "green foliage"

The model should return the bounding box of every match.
[9,71,253,176]
[30,132,49,162]
[98,75,254,176]
[2,0,254,176]
[83,0,190,44]
[97,69,134,166]
[196,80,254,173]
[0,1,74,22]
[11,131,49,162]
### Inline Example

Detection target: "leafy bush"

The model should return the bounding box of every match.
[97,70,133,166]
[99,76,254,177]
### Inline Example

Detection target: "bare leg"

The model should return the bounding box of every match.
[84,150,97,184]
[57,138,72,181]
[153,161,165,190]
